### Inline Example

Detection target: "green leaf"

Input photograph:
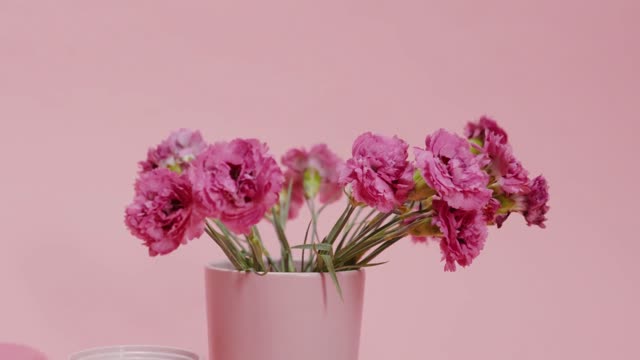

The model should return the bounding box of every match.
[300,219,313,272]
[271,208,295,272]
[280,178,294,229]
[320,254,343,300]
[252,226,280,272]
[246,230,266,272]
[335,215,398,261]
[335,207,364,253]
[324,204,355,245]
[334,214,416,266]
[335,261,388,271]
[291,243,333,251]
[214,220,248,253]
[345,208,377,246]
[307,199,321,243]
[204,223,246,270]
[357,237,403,266]
[265,257,281,272]
[214,220,237,240]
[353,212,392,243]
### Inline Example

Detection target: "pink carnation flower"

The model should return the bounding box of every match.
[416,129,491,211]
[482,197,511,228]
[465,116,509,145]
[523,175,550,228]
[466,117,530,195]
[283,173,306,219]
[340,132,414,213]
[140,129,207,173]
[495,213,510,228]
[125,168,205,256]
[465,117,550,228]
[412,236,428,244]
[489,175,550,229]
[189,139,284,234]
[432,200,488,271]
[282,144,344,219]
[482,197,500,223]
[483,131,530,194]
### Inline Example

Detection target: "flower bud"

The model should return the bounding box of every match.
[303,168,322,199]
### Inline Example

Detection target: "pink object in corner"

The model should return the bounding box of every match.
[205,263,366,360]
[0,343,47,360]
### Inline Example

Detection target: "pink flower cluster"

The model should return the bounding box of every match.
[127,131,349,256]
[125,118,549,271]
[126,131,285,255]
[466,117,550,229]
[339,117,549,271]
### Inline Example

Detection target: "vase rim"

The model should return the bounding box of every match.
[68,345,199,359]
[205,260,364,277]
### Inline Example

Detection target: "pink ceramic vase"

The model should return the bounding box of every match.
[204,262,366,360]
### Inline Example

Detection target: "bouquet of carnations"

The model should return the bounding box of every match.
[125,117,549,290]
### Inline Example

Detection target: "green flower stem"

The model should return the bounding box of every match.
[344,208,377,247]
[324,204,355,245]
[204,221,247,270]
[313,203,354,271]
[308,199,320,242]
[214,220,248,254]
[304,203,330,272]
[359,212,390,234]
[350,212,393,245]
[356,235,405,266]
[246,236,266,272]
[335,209,432,266]
[340,215,404,255]
[271,208,295,272]
[305,198,320,270]
[335,230,396,265]
[335,206,364,254]
[299,220,312,272]
[251,226,280,272]
[280,179,294,229]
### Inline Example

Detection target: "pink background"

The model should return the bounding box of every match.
[1,1,639,359]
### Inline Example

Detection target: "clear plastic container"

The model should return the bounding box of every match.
[69,345,199,360]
